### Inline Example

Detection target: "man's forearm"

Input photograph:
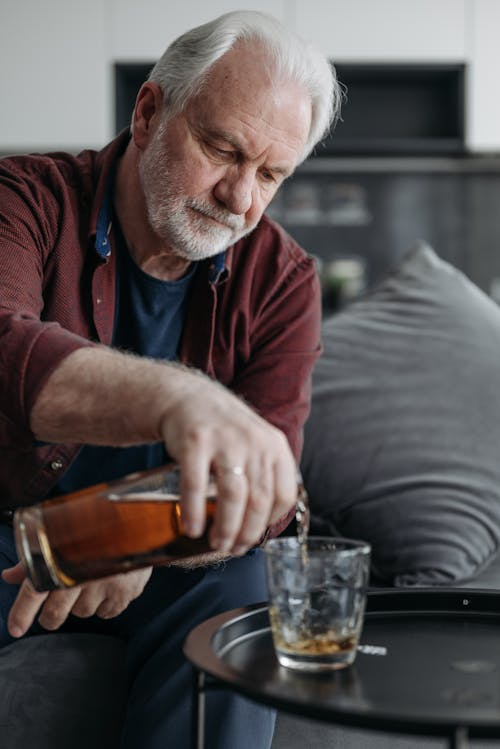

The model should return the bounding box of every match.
[29,344,298,555]
[29,345,206,446]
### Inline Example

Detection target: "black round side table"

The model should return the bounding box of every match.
[183,588,500,749]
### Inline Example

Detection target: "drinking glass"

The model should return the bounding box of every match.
[264,536,371,672]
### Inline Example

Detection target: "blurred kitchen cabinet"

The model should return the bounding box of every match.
[0,0,289,153]
[107,0,289,61]
[292,0,500,154]
[293,0,467,61]
[466,0,500,152]
[1,0,500,154]
[0,0,108,151]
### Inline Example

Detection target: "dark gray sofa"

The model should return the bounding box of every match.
[3,244,500,748]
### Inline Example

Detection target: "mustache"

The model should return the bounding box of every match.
[186,198,245,232]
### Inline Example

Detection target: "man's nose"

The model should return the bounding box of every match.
[213,166,254,216]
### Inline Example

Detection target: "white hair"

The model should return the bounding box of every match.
[146,10,342,161]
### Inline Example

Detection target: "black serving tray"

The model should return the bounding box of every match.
[184,589,500,740]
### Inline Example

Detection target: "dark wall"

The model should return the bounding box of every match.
[267,162,500,310]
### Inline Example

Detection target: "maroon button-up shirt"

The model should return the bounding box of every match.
[0,131,321,534]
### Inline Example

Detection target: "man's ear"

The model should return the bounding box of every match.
[131,82,164,150]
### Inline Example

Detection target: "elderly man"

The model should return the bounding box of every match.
[0,10,340,748]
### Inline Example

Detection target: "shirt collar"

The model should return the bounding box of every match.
[208,251,228,284]
[88,129,130,245]
[95,178,113,259]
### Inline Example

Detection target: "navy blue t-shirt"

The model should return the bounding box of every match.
[55,221,197,494]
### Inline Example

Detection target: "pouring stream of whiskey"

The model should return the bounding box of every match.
[295,482,310,566]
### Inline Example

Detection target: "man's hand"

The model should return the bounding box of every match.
[160,375,298,556]
[2,563,152,638]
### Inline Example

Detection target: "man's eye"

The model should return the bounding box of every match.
[260,170,278,185]
[205,143,233,160]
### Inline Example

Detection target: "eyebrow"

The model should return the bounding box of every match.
[201,126,292,179]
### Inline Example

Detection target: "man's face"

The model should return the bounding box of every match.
[138,44,311,261]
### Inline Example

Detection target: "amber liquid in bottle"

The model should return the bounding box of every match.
[14,464,217,591]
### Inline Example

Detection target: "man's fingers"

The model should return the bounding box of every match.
[229,458,274,553]
[178,446,212,538]
[181,441,297,554]
[5,564,154,639]
[8,581,83,637]
[1,562,26,585]
[267,448,299,527]
[209,461,249,552]
[228,448,297,554]
[7,579,49,638]
[36,586,86,631]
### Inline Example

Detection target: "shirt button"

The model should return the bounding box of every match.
[50,459,64,471]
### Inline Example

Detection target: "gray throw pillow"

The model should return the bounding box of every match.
[301,243,500,586]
